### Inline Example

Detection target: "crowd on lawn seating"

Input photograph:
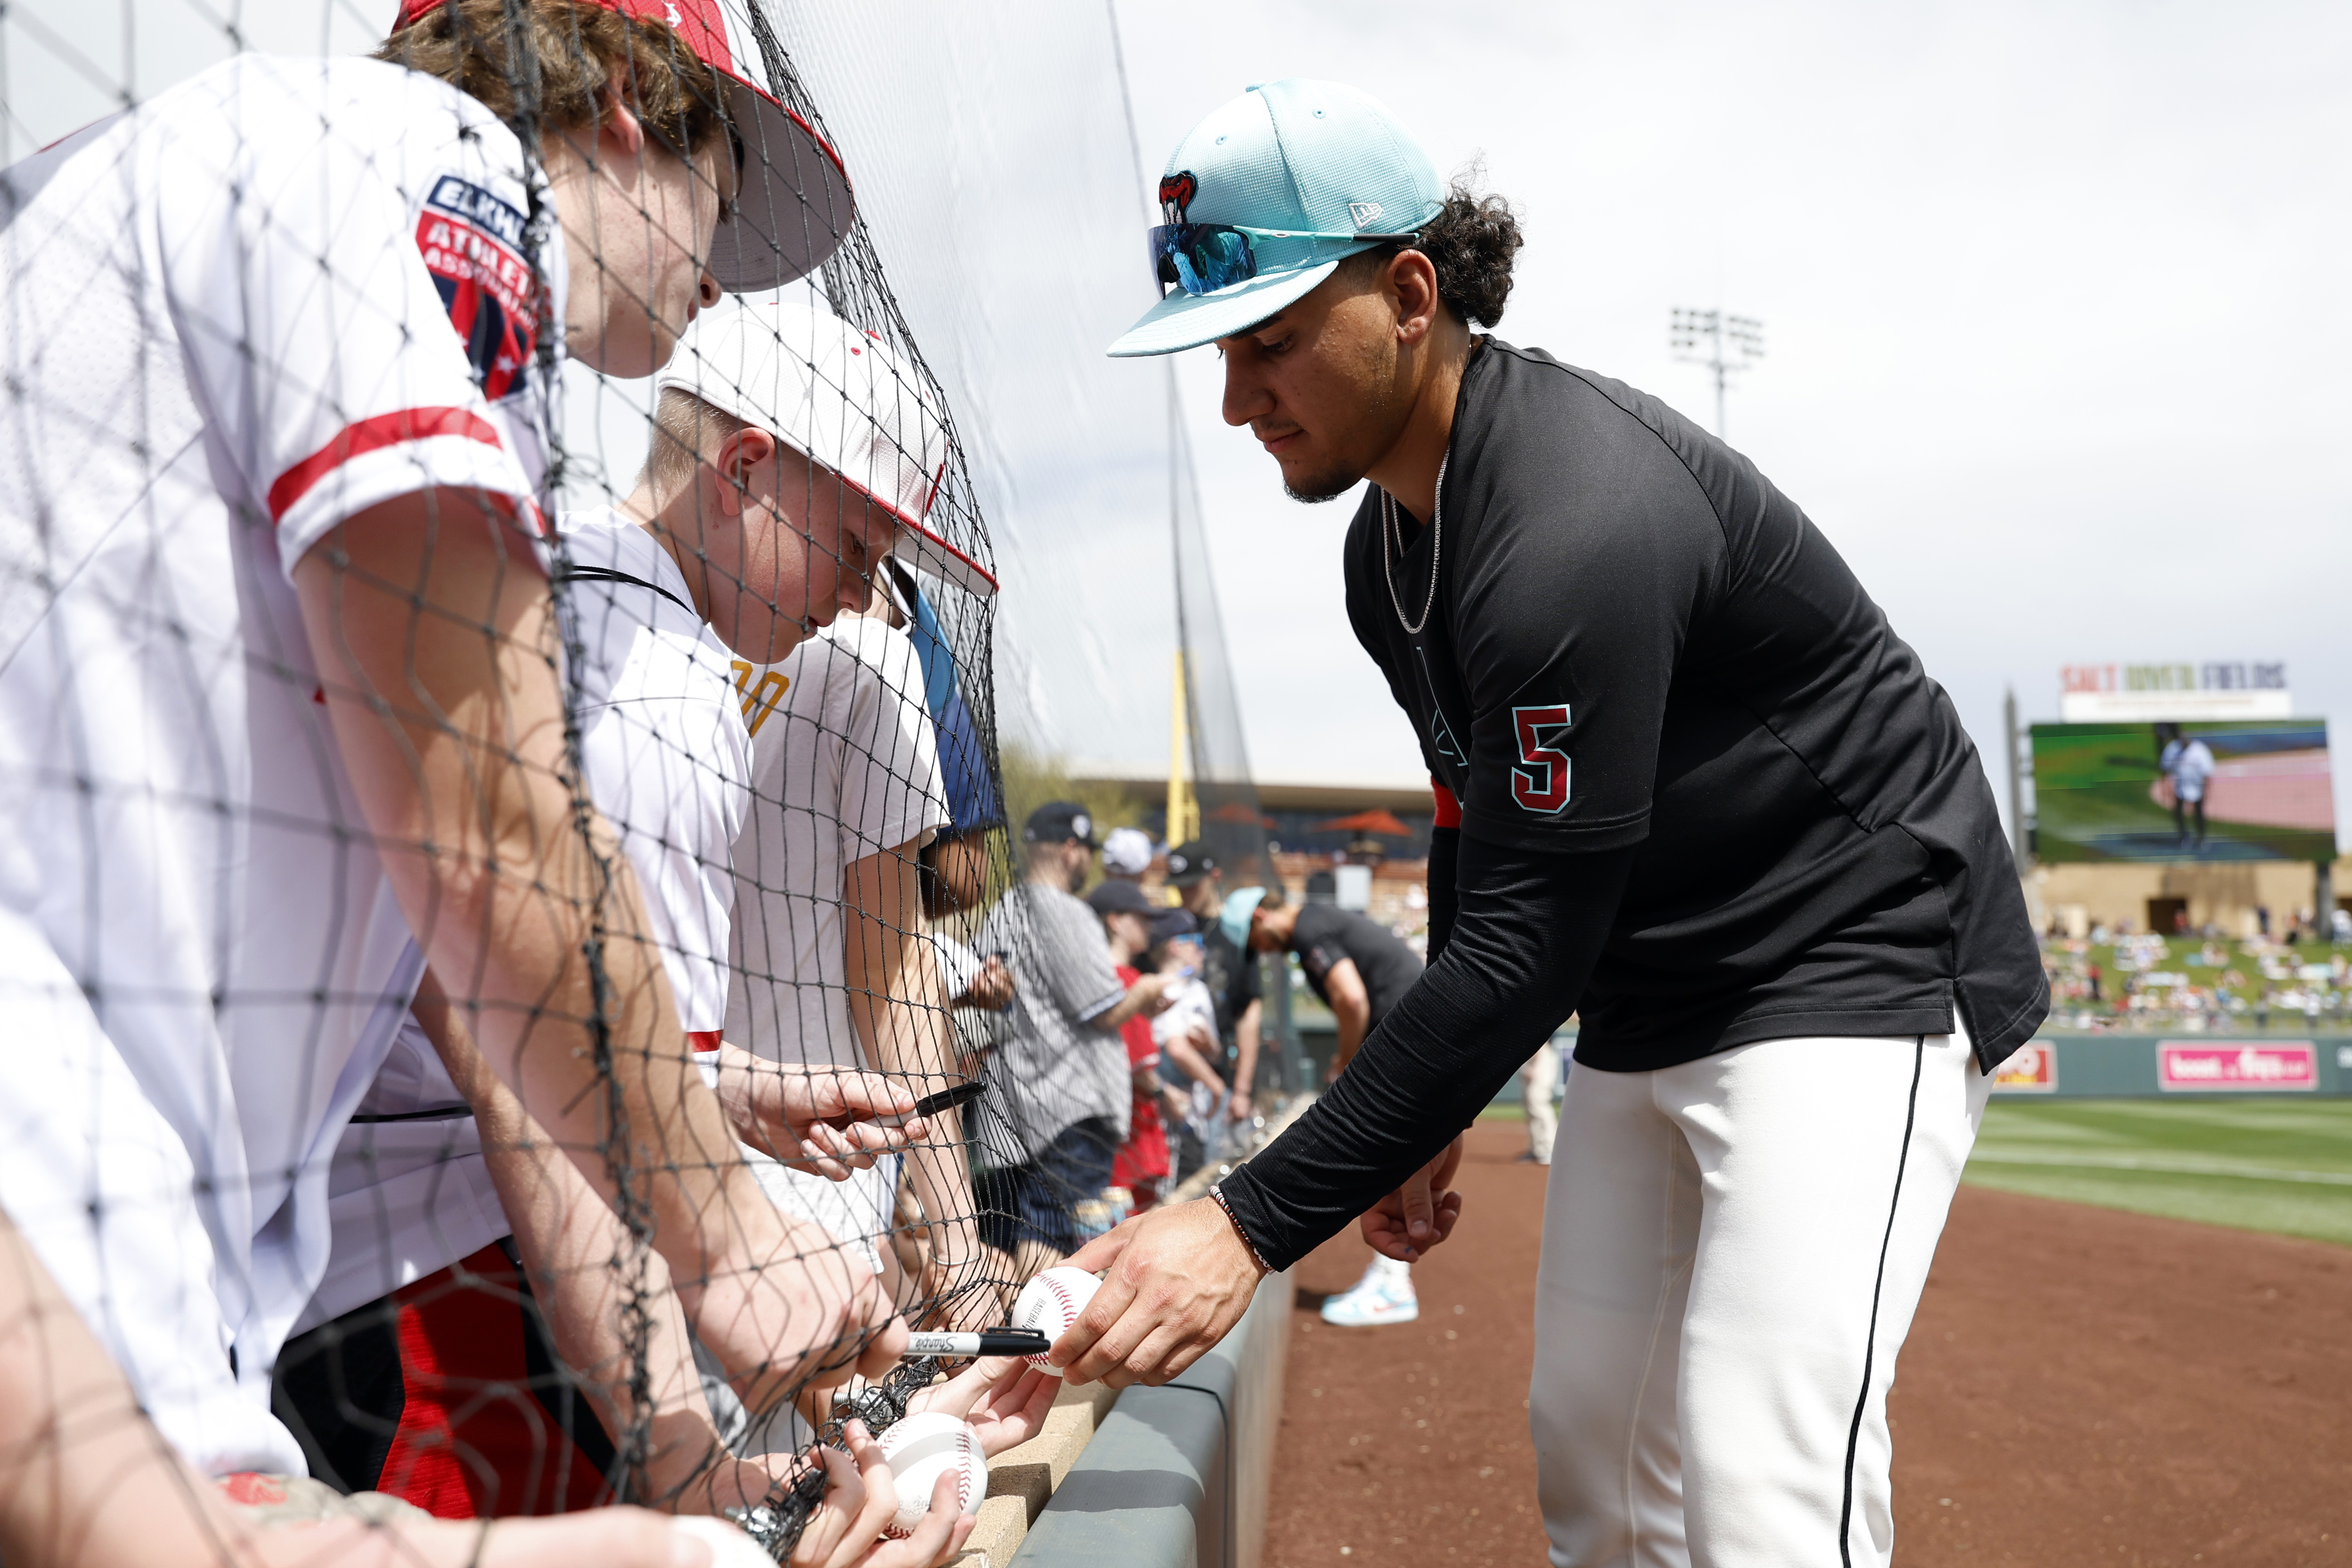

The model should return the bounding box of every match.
[2038,925,2352,1032]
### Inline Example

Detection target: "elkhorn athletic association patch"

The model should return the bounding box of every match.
[416,175,540,402]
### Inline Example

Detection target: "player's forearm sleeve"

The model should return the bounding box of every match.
[1219,836,1633,1270]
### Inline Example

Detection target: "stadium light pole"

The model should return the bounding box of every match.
[1669,306,1764,439]
[2005,685,2030,873]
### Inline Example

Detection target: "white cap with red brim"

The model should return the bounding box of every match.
[391,0,855,292]
[660,301,998,601]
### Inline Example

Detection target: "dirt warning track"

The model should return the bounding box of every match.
[1265,1122,2352,1567]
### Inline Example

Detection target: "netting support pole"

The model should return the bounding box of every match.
[1168,649,1196,850]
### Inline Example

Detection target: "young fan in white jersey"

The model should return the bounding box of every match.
[280,500,956,1519]
[287,361,1046,1535]
[0,1,970,1560]
[664,300,996,1447]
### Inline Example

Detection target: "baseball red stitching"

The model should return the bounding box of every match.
[1022,1274,1083,1367]
[882,1426,981,1538]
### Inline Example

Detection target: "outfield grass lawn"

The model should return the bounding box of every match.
[1965,1097,2352,1246]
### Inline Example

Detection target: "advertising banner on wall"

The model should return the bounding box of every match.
[2030,719,2335,862]
[2156,1041,2319,1092]
[1992,1041,2058,1092]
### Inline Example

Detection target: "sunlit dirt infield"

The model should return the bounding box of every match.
[1264,1122,2352,1567]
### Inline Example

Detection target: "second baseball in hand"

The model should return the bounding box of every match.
[1011,1266,1102,1376]
[875,1413,987,1538]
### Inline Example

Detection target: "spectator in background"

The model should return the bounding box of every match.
[1090,881,1189,1212]
[1101,826,1156,889]
[1165,841,1263,1129]
[2157,722,2215,854]
[1235,881,1425,1327]
[891,555,1014,1022]
[1152,912,1228,1183]
[978,804,1174,1276]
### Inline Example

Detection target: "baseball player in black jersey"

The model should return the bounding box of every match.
[1237,882,1428,1326]
[1053,80,2048,1568]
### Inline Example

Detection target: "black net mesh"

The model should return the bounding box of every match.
[0,1,1202,1561]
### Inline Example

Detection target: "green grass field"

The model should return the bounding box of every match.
[1964,1098,2352,1246]
[1478,1095,2352,1244]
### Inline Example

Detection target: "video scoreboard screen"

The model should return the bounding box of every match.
[2030,719,2335,863]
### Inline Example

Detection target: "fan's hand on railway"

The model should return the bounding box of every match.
[1052,1198,1268,1389]
[1361,1134,1465,1263]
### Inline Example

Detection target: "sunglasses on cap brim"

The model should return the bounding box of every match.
[1147,222,1422,299]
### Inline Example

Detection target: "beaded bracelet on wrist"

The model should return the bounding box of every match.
[1208,1181,1274,1274]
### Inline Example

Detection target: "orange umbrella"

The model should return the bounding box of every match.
[1312,808,1413,837]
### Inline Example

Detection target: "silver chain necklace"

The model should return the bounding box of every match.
[1380,453,1447,636]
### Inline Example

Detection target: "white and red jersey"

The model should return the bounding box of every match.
[562,508,753,1037]
[0,55,564,1476]
[299,510,755,1334]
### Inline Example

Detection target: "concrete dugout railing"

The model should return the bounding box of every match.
[1002,1261,1291,1568]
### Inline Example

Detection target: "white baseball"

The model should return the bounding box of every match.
[1010,1265,1102,1377]
[875,1412,988,1538]
[669,1515,776,1568]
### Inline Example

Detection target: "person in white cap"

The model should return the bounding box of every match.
[280,292,985,1520]
[581,298,992,1452]
[1099,826,1157,887]
[693,298,990,1352]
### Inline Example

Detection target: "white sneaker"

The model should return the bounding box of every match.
[1319,1257,1418,1327]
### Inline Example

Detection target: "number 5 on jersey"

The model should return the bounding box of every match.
[1511,704,1572,815]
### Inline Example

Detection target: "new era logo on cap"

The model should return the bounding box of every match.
[1107,80,1445,358]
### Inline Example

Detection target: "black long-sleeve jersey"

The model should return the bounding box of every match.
[1221,339,2046,1270]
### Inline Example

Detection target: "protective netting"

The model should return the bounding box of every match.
[0,1,1252,1562]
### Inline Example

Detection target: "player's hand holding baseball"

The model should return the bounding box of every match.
[1360,1134,1465,1262]
[1051,1198,1270,1388]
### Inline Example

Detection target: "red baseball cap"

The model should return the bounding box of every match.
[392,0,854,291]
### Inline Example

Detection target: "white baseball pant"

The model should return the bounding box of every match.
[1529,1027,1988,1568]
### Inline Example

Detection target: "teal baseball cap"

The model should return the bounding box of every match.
[1220,886,1270,949]
[1107,80,1444,359]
